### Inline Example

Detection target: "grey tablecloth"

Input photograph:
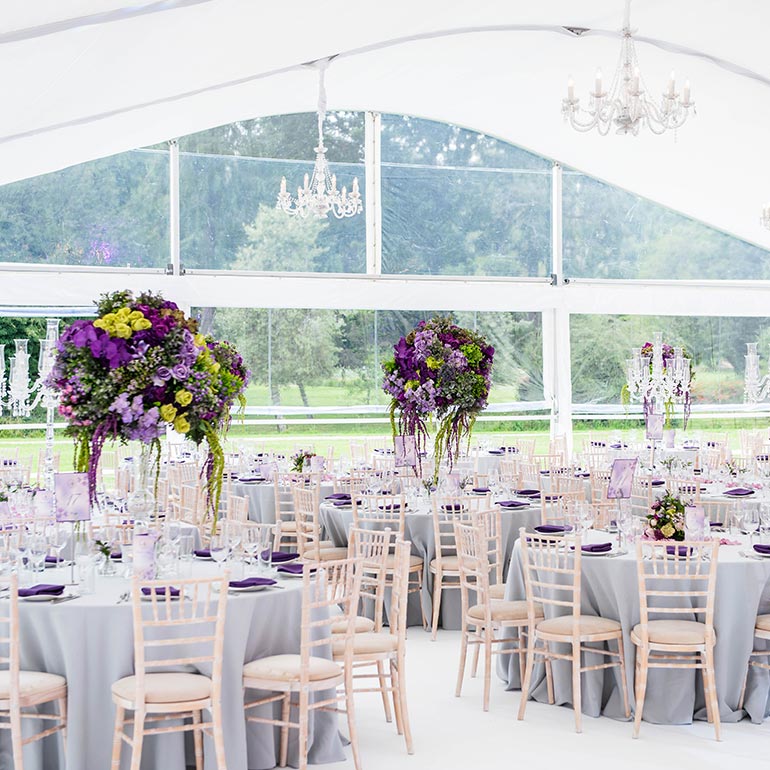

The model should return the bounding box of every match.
[233,482,334,524]
[499,537,770,724]
[0,563,343,770]
[319,500,542,629]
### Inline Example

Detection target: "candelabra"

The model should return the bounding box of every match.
[625,332,692,418]
[0,319,60,489]
[744,342,770,404]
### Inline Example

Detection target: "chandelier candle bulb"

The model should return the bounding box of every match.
[567,77,575,101]
[683,80,691,104]
[668,71,676,97]
[594,69,603,96]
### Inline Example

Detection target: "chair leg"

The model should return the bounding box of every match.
[616,635,631,719]
[518,635,536,721]
[412,568,429,630]
[456,628,469,697]
[376,660,393,723]
[211,697,228,770]
[129,709,145,770]
[703,647,722,741]
[298,691,310,770]
[395,653,414,755]
[279,694,290,768]
[633,647,649,739]
[110,706,125,770]
[192,710,204,770]
[57,695,67,754]
[544,642,555,705]
[483,629,493,712]
[471,633,481,678]
[517,629,527,686]
[430,570,443,640]
[390,659,404,736]
[738,660,751,710]
[344,672,363,770]
[11,701,24,770]
[571,640,582,734]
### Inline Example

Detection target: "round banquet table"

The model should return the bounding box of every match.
[232,481,334,523]
[0,563,344,770]
[499,534,770,725]
[319,498,542,629]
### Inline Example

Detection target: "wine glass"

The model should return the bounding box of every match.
[740,507,760,545]
[28,535,47,573]
[165,521,182,548]
[210,534,229,570]
[242,527,261,571]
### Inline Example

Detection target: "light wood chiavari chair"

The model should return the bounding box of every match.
[111,573,229,770]
[244,557,364,770]
[273,475,299,551]
[227,494,249,523]
[739,613,770,712]
[0,574,67,770]
[293,486,347,562]
[455,520,539,711]
[518,530,630,732]
[632,539,720,740]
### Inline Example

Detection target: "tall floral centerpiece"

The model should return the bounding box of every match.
[382,317,494,477]
[48,291,250,526]
[645,491,686,541]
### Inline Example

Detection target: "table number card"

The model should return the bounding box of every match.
[394,435,417,468]
[54,472,91,522]
[607,458,638,499]
[645,413,664,441]
[133,533,157,580]
[310,455,326,472]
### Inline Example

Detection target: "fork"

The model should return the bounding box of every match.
[116,591,130,604]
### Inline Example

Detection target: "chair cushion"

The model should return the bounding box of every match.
[385,553,423,570]
[331,615,376,634]
[468,600,541,624]
[756,614,770,633]
[0,670,66,700]
[488,584,506,600]
[430,555,460,571]
[537,615,621,637]
[631,620,707,646]
[111,673,211,704]
[332,632,399,658]
[243,654,341,682]
[303,547,349,561]
[279,521,298,532]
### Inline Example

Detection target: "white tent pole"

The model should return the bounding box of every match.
[168,139,181,276]
[364,111,382,275]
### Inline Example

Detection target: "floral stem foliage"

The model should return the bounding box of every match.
[48,291,250,523]
[646,490,686,541]
[382,317,494,476]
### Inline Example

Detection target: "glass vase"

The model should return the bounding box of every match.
[127,445,156,525]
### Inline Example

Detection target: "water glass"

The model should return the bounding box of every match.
[28,536,47,573]
[210,535,229,570]
[76,555,96,594]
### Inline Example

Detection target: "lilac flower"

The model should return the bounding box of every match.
[155,366,172,382]
[172,363,190,380]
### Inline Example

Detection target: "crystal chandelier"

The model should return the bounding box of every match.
[562,1,695,136]
[743,342,770,403]
[276,61,362,219]
[625,332,692,416]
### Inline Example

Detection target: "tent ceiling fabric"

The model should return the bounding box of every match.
[2,0,770,250]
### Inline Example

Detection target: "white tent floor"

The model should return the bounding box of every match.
[336,630,770,770]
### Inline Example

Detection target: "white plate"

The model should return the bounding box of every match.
[276,570,306,579]
[45,560,72,569]
[228,582,275,593]
[194,554,214,561]
[580,548,617,557]
[21,593,64,602]
[742,548,770,559]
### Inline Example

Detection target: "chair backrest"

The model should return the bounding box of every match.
[179,482,205,525]
[498,458,522,488]
[553,474,585,497]
[347,526,393,629]
[0,575,20,706]
[635,539,719,642]
[518,527,581,628]
[668,478,702,503]
[334,474,371,495]
[300,557,363,684]
[131,574,228,702]
[273,475,297,530]
[227,494,249,523]
[242,520,281,553]
[454,519,491,618]
[699,499,739,529]
[352,493,407,540]
[473,507,504,590]
[514,439,536,459]
[540,490,582,526]
[292,485,323,559]
[385,540,411,642]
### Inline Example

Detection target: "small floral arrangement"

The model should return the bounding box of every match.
[48,291,250,525]
[382,316,494,476]
[646,491,686,541]
[291,450,316,473]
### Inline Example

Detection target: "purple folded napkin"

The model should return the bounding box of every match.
[472,487,490,494]
[44,555,60,564]
[724,487,754,496]
[534,524,568,534]
[262,550,298,563]
[440,503,465,512]
[575,472,591,478]
[194,549,211,558]
[582,542,612,553]
[238,476,265,483]
[539,470,551,475]
[543,494,562,502]
[502,446,519,453]
[610,443,628,449]
[325,493,352,500]
[110,551,122,560]
[757,455,770,462]
[141,586,180,597]
[229,577,277,588]
[516,489,541,498]
[709,521,723,528]
[18,584,65,597]
[333,499,356,507]
[666,545,692,557]
[753,544,770,555]
[379,503,405,511]
[276,562,317,575]
[488,449,505,455]
[497,500,530,508]
[590,441,606,448]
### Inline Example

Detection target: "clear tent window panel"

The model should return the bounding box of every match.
[197,307,544,409]
[570,313,770,407]
[380,115,552,277]
[179,113,366,272]
[0,149,168,268]
[562,171,770,280]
